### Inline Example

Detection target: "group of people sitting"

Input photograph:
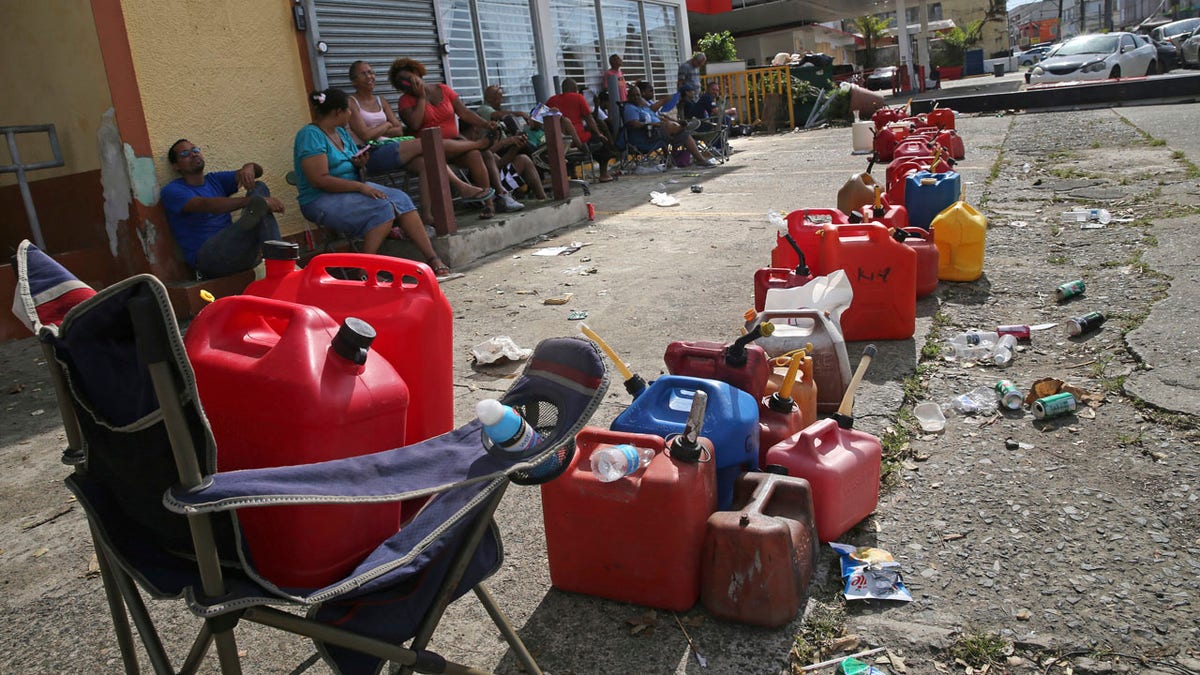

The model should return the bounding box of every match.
[162,54,731,282]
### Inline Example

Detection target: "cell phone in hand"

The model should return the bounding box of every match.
[353,145,371,158]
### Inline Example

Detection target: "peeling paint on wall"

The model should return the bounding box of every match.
[98,108,130,258]
[137,219,159,266]
[123,143,160,207]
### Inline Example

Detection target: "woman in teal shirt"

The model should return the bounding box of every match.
[294,88,449,275]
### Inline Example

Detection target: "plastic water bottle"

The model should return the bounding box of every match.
[1060,208,1111,224]
[991,334,1018,366]
[476,398,540,455]
[590,444,657,482]
[949,330,999,347]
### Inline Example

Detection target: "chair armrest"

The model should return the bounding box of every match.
[165,421,514,514]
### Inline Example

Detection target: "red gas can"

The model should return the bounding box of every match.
[245,252,452,444]
[820,223,917,341]
[886,155,953,194]
[770,208,849,271]
[935,130,966,160]
[763,418,882,542]
[541,427,717,611]
[893,137,933,161]
[700,472,818,627]
[664,338,771,398]
[185,295,409,588]
[753,267,815,312]
[862,188,910,232]
[757,354,806,464]
[897,227,940,298]
[926,107,955,130]
[871,106,906,131]
[872,124,908,162]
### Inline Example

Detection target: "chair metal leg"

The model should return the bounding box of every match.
[473,584,542,675]
[101,539,178,674]
[177,623,214,675]
[91,530,142,675]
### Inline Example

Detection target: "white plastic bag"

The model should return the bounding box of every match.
[763,269,854,328]
[471,336,533,365]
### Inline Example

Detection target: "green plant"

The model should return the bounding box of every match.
[697,31,737,63]
[948,631,1008,668]
[823,86,853,124]
[790,600,847,664]
[852,15,891,68]
[937,19,984,68]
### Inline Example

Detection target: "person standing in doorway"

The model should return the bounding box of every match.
[605,54,628,103]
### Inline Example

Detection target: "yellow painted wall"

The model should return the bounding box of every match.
[121,0,311,234]
[0,1,112,187]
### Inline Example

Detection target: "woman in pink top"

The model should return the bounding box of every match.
[391,58,518,218]
[347,60,494,223]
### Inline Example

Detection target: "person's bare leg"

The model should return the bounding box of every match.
[397,138,423,164]
[686,135,710,163]
[513,155,545,199]
[454,149,494,215]
[442,136,491,160]
[481,151,503,192]
[396,210,448,271]
[362,220,393,255]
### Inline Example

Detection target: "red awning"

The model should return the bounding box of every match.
[686,0,732,15]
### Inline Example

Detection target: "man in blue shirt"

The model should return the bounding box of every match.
[160,139,284,279]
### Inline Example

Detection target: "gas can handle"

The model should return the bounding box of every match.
[739,473,780,524]
[305,252,429,285]
[797,418,840,457]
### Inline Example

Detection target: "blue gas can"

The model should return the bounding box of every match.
[904,170,962,231]
[611,375,759,510]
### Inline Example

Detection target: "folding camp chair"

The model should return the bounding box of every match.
[12,240,609,675]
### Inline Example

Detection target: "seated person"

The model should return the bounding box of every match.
[477,84,546,154]
[294,88,450,276]
[622,85,717,167]
[161,139,284,279]
[547,78,616,182]
[347,60,495,226]
[460,121,547,202]
[390,57,522,217]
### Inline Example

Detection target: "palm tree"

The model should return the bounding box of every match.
[940,18,985,67]
[853,15,892,69]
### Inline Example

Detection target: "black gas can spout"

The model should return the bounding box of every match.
[782,232,810,276]
[668,390,708,463]
[725,321,775,367]
[865,155,876,175]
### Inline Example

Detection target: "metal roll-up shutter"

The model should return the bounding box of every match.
[310,0,444,106]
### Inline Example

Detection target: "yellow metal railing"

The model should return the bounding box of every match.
[701,66,795,132]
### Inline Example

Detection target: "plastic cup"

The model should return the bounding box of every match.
[913,401,946,432]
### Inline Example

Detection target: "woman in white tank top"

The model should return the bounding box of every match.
[347,60,496,213]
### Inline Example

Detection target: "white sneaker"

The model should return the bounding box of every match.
[497,192,524,212]
[701,157,719,167]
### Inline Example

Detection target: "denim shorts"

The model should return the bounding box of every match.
[299,182,415,237]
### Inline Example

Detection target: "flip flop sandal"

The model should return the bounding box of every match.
[478,202,495,219]
[459,186,496,205]
[425,256,451,277]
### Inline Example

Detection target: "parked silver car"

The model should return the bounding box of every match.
[1151,17,1200,49]
[1029,32,1157,84]
[1181,25,1200,67]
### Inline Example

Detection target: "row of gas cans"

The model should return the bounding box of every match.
[183,244,452,589]
[540,331,883,625]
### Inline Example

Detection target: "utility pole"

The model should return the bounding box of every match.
[1056,0,1064,41]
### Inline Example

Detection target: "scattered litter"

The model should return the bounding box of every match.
[1023,377,1104,407]
[1030,322,1057,331]
[1060,208,1110,224]
[913,401,946,432]
[543,293,573,305]
[1004,438,1035,450]
[562,265,599,276]
[532,241,586,256]
[470,336,533,365]
[838,656,890,675]
[830,543,912,602]
[1022,162,1031,174]
[650,191,680,207]
[31,409,45,416]
[515,290,538,295]
[626,609,657,636]
[950,387,996,415]
[690,185,703,193]
[1007,220,1028,228]
[800,648,887,672]
[567,310,589,320]
[672,613,707,667]
[633,164,666,175]
[1081,221,1107,230]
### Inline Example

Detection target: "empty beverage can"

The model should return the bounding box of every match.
[1032,392,1077,419]
[995,380,1023,410]
[586,202,595,221]
[996,324,1031,340]
[1067,312,1106,336]
[1055,279,1085,302]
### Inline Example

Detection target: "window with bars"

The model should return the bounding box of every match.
[643,3,681,95]
[551,0,605,97]
[478,0,539,112]
[601,0,648,92]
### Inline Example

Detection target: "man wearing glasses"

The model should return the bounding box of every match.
[160,139,285,279]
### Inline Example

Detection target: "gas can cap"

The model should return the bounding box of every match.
[263,240,300,261]
[332,317,377,364]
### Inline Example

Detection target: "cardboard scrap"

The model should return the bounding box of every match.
[1023,377,1105,407]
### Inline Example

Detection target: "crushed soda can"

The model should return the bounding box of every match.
[830,543,913,602]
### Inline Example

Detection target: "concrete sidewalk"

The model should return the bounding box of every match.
[1,104,1197,673]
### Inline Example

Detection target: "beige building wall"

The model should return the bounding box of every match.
[0,1,113,187]
[938,0,1008,57]
[121,0,311,234]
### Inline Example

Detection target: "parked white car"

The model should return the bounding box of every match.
[1181,25,1200,67]
[1029,32,1157,84]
